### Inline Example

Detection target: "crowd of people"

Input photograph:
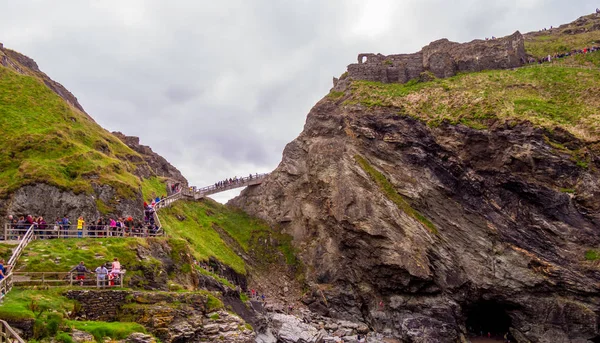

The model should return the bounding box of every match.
[214,173,260,190]
[68,257,122,287]
[5,195,167,239]
[527,45,600,64]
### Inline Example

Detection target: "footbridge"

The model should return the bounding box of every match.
[157,173,269,209]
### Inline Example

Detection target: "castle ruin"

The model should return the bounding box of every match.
[340,31,526,85]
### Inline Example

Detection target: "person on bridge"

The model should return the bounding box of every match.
[70,261,92,286]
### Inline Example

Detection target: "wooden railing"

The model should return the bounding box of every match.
[0,320,25,343]
[11,271,125,288]
[2,224,163,241]
[0,273,13,298]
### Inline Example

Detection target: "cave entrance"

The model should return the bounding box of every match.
[465,300,512,338]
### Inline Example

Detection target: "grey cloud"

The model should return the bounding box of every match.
[1,0,597,201]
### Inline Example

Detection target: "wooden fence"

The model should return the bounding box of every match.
[2,224,163,241]
[11,271,125,288]
[0,320,25,343]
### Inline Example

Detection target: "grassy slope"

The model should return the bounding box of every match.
[17,238,145,273]
[140,176,168,201]
[344,14,600,141]
[347,64,600,140]
[15,198,296,277]
[0,64,142,198]
[524,14,600,58]
[159,199,276,274]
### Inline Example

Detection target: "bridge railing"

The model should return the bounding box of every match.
[2,224,164,240]
[0,320,25,343]
[187,173,269,198]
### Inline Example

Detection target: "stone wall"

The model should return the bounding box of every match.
[65,290,256,343]
[343,31,526,84]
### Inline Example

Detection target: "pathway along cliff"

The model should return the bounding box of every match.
[231,13,600,343]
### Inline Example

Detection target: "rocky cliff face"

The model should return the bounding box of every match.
[232,89,600,341]
[112,132,188,186]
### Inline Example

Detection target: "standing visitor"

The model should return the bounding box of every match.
[95,264,109,288]
[110,258,121,286]
[69,261,92,286]
[77,216,85,237]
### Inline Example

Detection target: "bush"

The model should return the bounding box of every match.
[56,332,74,343]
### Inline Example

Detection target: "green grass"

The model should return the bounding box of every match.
[67,320,146,342]
[347,64,600,140]
[141,176,168,202]
[16,238,145,273]
[0,288,75,320]
[159,199,301,275]
[524,14,600,59]
[0,64,143,198]
[197,266,234,289]
[205,293,224,312]
[160,199,275,274]
[585,249,600,261]
[327,90,345,99]
[354,155,437,234]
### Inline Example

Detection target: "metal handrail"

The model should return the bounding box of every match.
[7,224,34,270]
[0,320,25,343]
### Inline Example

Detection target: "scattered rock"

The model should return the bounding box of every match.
[71,329,95,343]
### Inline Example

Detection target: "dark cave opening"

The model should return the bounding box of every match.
[465,300,513,337]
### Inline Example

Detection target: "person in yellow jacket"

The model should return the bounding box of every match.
[77,216,85,238]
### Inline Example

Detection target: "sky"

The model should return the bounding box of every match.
[1,0,597,202]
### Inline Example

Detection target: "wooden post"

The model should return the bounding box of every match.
[69,273,73,286]
[105,225,109,237]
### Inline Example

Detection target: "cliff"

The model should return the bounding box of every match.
[0,43,87,115]
[112,131,188,187]
[231,13,600,343]
[0,44,181,220]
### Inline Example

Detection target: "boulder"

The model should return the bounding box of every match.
[272,313,324,343]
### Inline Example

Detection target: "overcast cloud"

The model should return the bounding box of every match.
[1,0,597,202]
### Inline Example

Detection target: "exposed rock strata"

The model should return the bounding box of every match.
[66,290,255,343]
[231,95,600,342]
[4,183,143,222]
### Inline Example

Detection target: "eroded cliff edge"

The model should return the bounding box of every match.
[231,18,600,340]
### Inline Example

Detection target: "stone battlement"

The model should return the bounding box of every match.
[341,31,525,85]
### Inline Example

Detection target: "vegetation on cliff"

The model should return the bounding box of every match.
[0,64,143,198]
[524,14,600,58]
[345,63,600,140]
[159,198,299,274]
[0,288,147,341]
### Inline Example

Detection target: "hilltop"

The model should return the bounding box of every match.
[0,44,187,220]
[232,12,600,343]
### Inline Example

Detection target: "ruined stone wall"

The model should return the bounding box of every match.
[344,31,526,84]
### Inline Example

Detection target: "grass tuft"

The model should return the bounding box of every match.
[354,155,437,234]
